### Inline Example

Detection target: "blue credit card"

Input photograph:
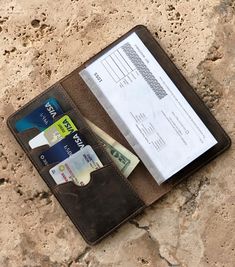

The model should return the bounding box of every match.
[39,131,87,166]
[15,98,63,132]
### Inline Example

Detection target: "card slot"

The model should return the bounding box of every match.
[16,128,41,151]
[53,164,145,244]
[40,162,59,174]
[52,109,89,132]
[29,145,50,169]
[39,163,59,188]
[7,83,75,134]
[28,131,108,172]
[53,163,114,191]
[42,84,76,112]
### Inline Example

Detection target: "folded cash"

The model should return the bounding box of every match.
[85,119,140,178]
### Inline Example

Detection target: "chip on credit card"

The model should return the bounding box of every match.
[49,145,103,186]
[39,131,87,166]
[15,98,63,132]
[29,115,77,149]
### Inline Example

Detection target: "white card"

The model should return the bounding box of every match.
[79,32,217,184]
[49,145,103,186]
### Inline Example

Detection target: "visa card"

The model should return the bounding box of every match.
[29,115,77,149]
[49,145,103,186]
[15,98,63,132]
[39,131,87,165]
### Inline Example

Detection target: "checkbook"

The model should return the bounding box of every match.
[7,25,231,245]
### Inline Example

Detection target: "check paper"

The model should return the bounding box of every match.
[79,32,217,184]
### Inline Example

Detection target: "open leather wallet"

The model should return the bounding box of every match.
[7,25,231,245]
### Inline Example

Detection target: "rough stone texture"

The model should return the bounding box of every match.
[0,0,234,266]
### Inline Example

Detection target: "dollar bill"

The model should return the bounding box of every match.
[85,118,140,178]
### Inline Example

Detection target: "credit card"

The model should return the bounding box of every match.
[29,115,77,149]
[49,145,103,186]
[15,98,63,132]
[39,131,87,166]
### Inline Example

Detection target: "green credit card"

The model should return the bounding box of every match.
[29,115,77,149]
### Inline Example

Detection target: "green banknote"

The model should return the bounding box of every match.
[85,119,140,178]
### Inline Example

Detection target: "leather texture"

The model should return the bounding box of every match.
[54,164,145,244]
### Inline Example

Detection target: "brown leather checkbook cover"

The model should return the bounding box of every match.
[7,25,231,245]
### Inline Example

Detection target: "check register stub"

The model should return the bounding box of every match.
[80,32,217,184]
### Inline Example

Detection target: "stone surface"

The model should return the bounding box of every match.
[0,0,235,266]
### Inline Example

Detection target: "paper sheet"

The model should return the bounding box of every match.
[79,32,217,184]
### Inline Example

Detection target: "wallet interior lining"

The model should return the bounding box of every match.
[60,68,175,205]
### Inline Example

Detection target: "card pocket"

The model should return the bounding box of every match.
[7,83,74,132]
[15,128,41,151]
[37,145,113,191]
[53,164,145,245]
[51,109,89,132]
[29,145,50,169]
[39,163,60,188]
